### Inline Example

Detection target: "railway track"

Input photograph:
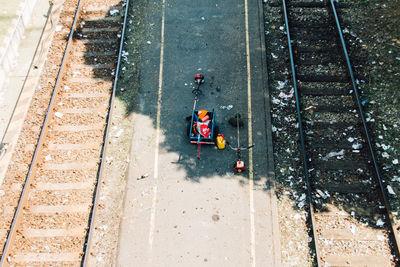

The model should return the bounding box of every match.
[281,0,400,265]
[0,0,129,265]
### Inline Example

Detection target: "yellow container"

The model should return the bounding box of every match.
[216,134,226,150]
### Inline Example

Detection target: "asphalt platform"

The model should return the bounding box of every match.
[117,0,281,266]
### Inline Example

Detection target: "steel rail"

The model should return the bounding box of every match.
[0,0,83,265]
[281,0,321,265]
[81,0,131,264]
[330,0,400,256]
[0,2,54,156]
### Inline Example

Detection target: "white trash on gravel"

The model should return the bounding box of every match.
[322,149,345,160]
[387,185,396,195]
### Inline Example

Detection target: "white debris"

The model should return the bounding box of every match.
[271,98,280,105]
[387,185,396,195]
[350,224,356,235]
[45,154,52,161]
[382,152,390,158]
[322,149,344,160]
[352,143,363,149]
[54,112,63,118]
[73,71,82,77]
[55,25,63,32]
[279,92,293,99]
[279,26,284,31]
[377,235,385,241]
[376,219,385,227]
[110,9,119,15]
[272,126,277,132]
[293,213,302,220]
[271,53,278,59]
[277,81,286,90]
[64,85,71,90]
[347,137,355,142]
[381,144,390,150]
[106,157,113,164]
[147,41,151,44]
[298,193,306,201]
[0,190,5,197]
[316,189,330,199]
[227,105,233,110]
[393,159,399,165]
[201,16,205,20]
[114,129,124,138]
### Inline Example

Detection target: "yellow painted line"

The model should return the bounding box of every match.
[148,0,166,263]
[244,0,256,266]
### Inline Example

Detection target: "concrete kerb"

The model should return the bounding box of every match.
[0,0,64,186]
[0,0,38,90]
[257,0,282,265]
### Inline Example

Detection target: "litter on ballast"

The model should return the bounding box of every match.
[271,98,281,105]
[279,92,293,99]
[350,224,356,235]
[393,159,399,165]
[277,81,286,90]
[54,112,64,118]
[352,143,363,149]
[271,53,278,59]
[377,235,385,241]
[361,99,369,105]
[114,129,124,138]
[376,219,385,227]
[45,154,52,161]
[304,106,316,111]
[147,41,151,44]
[381,144,390,150]
[293,213,302,220]
[316,189,330,199]
[55,25,63,32]
[322,149,344,160]
[106,157,113,164]
[347,137,355,142]
[382,152,389,158]
[110,9,119,15]
[387,185,396,195]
